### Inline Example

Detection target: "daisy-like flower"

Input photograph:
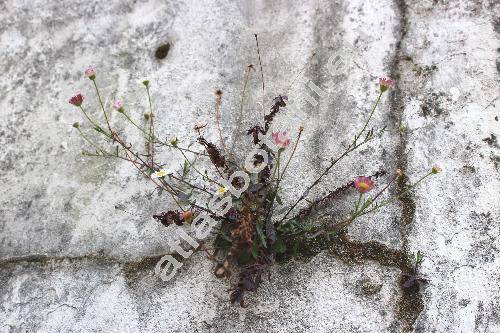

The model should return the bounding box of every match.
[272,131,291,149]
[113,100,124,113]
[69,93,84,107]
[431,164,442,174]
[84,66,96,80]
[216,187,228,195]
[354,176,374,193]
[379,77,395,93]
[152,169,173,179]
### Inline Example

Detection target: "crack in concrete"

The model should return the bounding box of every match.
[388,0,425,332]
[0,253,171,270]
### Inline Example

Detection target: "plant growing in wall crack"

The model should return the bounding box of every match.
[68,55,439,307]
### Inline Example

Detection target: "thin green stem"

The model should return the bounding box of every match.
[271,151,281,181]
[122,112,148,136]
[277,92,385,225]
[145,85,155,171]
[278,130,302,184]
[354,192,363,215]
[268,130,303,214]
[329,172,434,234]
[358,171,433,217]
[176,146,223,187]
[359,91,382,140]
[76,128,107,154]
[78,106,112,140]
[91,79,112,132]
[120,111,207,156]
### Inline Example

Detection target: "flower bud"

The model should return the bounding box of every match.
[379,77,395,93]
[69,93,84,107]
[396,169,404,178]
[84,67,96,80]
[431,165,442,174]
[113,100,124,113]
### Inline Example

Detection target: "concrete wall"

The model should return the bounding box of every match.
[0,0,498,332]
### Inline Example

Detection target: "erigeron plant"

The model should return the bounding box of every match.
[69,65,439,307]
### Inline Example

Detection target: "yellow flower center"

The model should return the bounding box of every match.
[217,187,227,194]
[358,182,370,191]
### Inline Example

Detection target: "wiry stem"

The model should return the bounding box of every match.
[91,79,112,133]
[315,171,435,237]
[230,65,253,156]
[277,92,384,224]
[214,92,227,154]
[78,106,112,140]
[145,84,155,173]
[120,111,207,156]
[175,146,223,188]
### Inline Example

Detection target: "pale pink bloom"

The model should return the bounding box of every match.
[113,100,124,111]
[272,131,291,149]
[354,176,374,193]
[379,77,395,92]
[84,66,96,79]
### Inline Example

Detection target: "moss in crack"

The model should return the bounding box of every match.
[387,0,427,330]
[277,229,424,332]
[398,276,425,333]
[277,230,413,270]
[121,254,166,285]
[359,278,382,296]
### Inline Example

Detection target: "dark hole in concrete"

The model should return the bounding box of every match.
[155,43,170,60]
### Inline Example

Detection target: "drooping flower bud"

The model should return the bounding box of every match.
[69,93,84,107]
[431,165,442,174]
[396,169,404,178]
[379,77,395,93]
[84,67,96,80]
[113,100,124,113]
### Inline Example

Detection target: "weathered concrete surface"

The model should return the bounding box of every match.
[0,0,498,332]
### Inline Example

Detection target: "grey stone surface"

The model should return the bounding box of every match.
[0,0,498,332]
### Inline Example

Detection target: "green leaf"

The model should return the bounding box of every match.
[302,223,314,232]
[416,250,424,264]
[251,244,258,259]
[237,251,252,265]
[182,160,189,176]
[275,194,283,205]
[255,223,267,248]
[272,239,287,254]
